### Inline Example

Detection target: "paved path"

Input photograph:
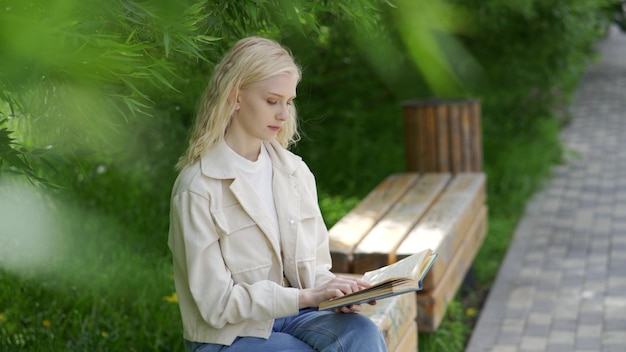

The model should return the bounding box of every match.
[465,25,626,352]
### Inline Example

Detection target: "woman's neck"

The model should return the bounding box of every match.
[224,135,262,162]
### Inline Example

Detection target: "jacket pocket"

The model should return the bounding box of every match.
[212,204,273,280]
[293,195,325,262]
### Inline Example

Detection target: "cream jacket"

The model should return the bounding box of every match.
[168,140,335,345]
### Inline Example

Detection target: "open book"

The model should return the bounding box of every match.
[319,249,438,310]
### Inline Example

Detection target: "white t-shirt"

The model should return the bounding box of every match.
[225,143,280,241]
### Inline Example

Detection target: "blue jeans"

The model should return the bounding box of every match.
[184,308,387,352]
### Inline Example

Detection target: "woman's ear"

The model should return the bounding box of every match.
[227,87,240,111]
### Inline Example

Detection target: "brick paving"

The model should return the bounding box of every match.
[465,26,626,352]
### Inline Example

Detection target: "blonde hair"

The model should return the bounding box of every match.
[175,36,302,171]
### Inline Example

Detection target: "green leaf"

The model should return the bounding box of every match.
[147,68,180,92]
[195,35,222,43]
[0,127,16,146]
[163,31,171,57]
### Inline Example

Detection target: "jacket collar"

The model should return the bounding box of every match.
[198,140,304,271]
[200,140,301,179]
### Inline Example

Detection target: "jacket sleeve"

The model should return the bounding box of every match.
[168,189,300,329]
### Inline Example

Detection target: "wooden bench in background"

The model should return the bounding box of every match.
[330,172,487,332]
[330,99,487,350]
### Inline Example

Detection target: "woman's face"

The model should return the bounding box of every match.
[228,73,298,149]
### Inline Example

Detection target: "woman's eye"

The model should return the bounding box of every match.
[267,100,277,105]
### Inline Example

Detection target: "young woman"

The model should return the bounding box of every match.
[168,36,387,352]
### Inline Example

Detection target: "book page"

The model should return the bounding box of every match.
[418,253,438,279]
[362,249,432,284]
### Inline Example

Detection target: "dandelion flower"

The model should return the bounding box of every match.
[163,292,178,303]
[42,320,51,328]
[465,307,476,317]
[101,331,109,337]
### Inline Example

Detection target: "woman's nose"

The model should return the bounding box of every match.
[277,106,288,120]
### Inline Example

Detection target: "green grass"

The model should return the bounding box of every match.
[0,188,182,351]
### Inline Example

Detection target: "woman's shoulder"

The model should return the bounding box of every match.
[171,161,212,197]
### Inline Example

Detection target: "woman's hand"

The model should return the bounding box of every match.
[331,299,377,314]
[298,276,377,313]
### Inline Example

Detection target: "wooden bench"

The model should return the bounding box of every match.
[331,98,486,350]
[329,172,487,334]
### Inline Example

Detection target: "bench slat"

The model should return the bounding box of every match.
[420,105,437,171]
[352,173,452,274]
[415,205,488,332]
[448,103,463,172]
[468,102,483,171]
[329,173,417,273]
[396,173,486,290]
[434,104,451,172]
